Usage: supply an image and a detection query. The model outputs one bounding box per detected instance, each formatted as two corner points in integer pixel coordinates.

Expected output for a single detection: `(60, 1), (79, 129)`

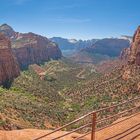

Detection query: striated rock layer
(0, 24), (62, 69)
(12, 33), (62, 69)
(129, 26), (140, 65)
(0, 33), (20, 87)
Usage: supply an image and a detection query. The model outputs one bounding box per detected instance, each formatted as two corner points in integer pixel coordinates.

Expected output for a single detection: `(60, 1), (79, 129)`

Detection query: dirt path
(0, 113), (140, 140)
(76, 68), (85, 79)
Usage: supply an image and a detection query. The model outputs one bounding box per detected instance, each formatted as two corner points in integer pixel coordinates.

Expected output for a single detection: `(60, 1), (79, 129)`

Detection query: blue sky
(0, 0), (140, 39)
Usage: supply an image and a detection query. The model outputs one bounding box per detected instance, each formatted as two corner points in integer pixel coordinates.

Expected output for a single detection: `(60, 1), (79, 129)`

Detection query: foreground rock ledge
(0, 114), (140, 140)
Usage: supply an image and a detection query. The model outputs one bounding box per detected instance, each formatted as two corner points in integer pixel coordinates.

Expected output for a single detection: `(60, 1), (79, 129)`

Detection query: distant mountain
(120, 35), (133, 42)
(82, 38), (130, 57)
(50, 37), (98, 51)
(50, 37), (77, 50)
(51, 37), (130, 63)
(71, 38), (130, 64)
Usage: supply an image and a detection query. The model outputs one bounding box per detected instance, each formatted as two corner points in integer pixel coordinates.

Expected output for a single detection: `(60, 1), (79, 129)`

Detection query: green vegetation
(0, 58), (140, 130)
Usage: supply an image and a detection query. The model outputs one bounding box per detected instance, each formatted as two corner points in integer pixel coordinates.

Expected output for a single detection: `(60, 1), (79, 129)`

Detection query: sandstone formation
(12, 33), (62, 69)
(0, 24), (16, 38)
(0, 24), (62, 69)
(0, 33), (20, 87)
(129, 26), (140, 65)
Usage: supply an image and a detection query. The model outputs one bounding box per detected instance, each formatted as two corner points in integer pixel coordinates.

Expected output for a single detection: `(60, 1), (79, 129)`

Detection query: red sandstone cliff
(128, 26), (140, 65)
(12, 33), (62, 69)
(0, 24), (62, 69)
(0, 33), (20, 87)
(0, 24), (16, 38)
(119, 26), (140, 66)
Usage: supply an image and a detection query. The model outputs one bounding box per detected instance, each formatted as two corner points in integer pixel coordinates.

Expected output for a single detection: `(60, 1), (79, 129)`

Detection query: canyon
(0, 25), (140, 139)
(52, 37), (131, 64)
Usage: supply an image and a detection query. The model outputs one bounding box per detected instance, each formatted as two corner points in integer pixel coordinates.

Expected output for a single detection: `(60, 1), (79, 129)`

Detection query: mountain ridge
(0, 24), (62, 69)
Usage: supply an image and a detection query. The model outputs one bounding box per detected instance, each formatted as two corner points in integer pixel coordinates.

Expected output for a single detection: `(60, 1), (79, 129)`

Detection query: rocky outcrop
(129, 26), (140, 65)
(29, 64), (46, 80)
(12, 33), (62, 69)
(0, 24), (62, 69)
(120, 47), (130, 60)
(0, 24), (16, 38)
(0, 33), (20, 87)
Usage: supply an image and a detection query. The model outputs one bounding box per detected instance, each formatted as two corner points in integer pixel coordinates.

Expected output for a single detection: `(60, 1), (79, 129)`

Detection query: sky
(0, 0), (140, 39)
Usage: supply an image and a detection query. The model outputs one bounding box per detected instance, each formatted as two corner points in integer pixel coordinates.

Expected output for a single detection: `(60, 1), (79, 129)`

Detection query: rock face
(0, 33), (20, 87)
(0, 24), (62, 69)
(120, 47), (130, 60)
(129, 26), (140, 65)
(69, 38), (130, 64)
(12, 33), (62, 69)
(0, 24), (16, 38)
(83, 38), (130, 57)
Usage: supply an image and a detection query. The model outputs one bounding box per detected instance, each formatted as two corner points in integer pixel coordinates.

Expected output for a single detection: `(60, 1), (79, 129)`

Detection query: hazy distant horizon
(0, 22), (135, 41)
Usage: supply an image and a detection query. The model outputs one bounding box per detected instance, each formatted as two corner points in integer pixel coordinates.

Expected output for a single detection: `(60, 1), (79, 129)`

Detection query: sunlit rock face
(0, 33), (20, 87)
(0, 24), (16, 38)
(0, 24), (62, 69)
(129, 26), (140, 65)
(12, 32), (62, 69)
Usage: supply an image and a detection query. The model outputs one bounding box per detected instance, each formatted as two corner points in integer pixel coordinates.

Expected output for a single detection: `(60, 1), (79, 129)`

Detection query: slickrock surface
(0, 129), (84, 140)
(94, 113), (140, 140)
(0, 113), (140, 140)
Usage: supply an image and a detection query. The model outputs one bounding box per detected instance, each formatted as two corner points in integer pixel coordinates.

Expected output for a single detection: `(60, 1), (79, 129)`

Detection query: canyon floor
(0, 113), (140, 140)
